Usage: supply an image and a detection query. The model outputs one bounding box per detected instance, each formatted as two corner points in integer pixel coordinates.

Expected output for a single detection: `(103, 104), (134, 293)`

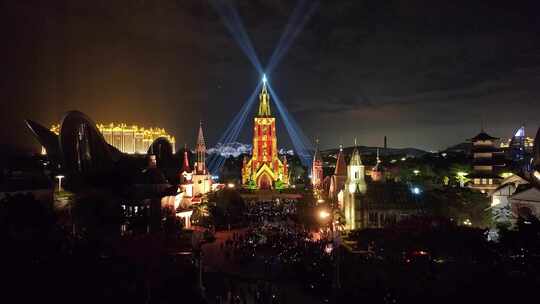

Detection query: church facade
(242, 78), (289, 189)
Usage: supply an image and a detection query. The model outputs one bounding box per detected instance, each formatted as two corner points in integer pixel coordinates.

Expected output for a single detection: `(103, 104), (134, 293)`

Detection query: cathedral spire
(197, 121), (206, 150)
(350, 145), (362, 166)
(182, 144), (191, 173)
(312, 138), (323, 190)
(258, 74), (272, 116)
(196, 121), (206, 174)
(335, 144), (347, 176)
(314, 138), (322, 162)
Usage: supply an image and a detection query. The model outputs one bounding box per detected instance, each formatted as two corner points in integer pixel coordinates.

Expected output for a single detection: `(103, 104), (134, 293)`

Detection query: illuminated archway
(258, 172), (272, 190)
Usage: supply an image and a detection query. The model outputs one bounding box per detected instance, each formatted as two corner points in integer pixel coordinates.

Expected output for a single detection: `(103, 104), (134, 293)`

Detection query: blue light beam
(266, 1), (319, 75)
(208, 82), (262, 174)
(267, 83), (313, 167)
(210, 0), (263, 73)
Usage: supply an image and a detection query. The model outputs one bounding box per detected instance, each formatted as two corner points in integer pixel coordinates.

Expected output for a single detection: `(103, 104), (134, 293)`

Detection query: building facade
(242, 79), (289, 189)
(49, 123), (175, 154)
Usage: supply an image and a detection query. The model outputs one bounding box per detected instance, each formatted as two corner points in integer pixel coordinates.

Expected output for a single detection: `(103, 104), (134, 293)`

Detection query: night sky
(2, 0), (540, 153)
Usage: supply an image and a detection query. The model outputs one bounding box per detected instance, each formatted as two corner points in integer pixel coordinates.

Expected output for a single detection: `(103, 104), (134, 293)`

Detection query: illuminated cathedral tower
(195, 122), (207, 174)
(242, 75), (289, 189)
(182, 122), (212, 198)
(312, 139), (323, 190)
(343, 141), (367, 230)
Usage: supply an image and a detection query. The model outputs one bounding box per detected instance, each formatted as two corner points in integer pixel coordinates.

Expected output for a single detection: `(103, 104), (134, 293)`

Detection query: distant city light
(533, 171), (540, 181)
(413, 169), (420, 175)
(411, 187), (421, 195)
(463, 219), (472, 226)
(227, 183), (235, 189)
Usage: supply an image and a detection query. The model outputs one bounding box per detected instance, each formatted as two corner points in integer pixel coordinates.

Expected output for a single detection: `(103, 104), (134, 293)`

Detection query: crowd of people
(207, 199), (334, 303)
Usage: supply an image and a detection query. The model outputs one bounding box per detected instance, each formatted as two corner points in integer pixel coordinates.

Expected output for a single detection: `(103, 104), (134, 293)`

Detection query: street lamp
(533, 170), (540, 181)
(55, 175), (65, 192)
(318, 206), (341, 295)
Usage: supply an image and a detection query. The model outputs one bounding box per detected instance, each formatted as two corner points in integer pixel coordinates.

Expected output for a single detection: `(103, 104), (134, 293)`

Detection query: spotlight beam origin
(209, 1), (320, 173)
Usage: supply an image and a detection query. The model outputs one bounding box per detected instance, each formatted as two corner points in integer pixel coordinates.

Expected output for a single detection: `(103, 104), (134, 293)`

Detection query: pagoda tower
(242, 75), (289, 189)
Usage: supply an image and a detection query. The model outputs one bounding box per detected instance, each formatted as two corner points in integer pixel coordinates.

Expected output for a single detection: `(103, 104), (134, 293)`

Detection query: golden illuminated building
(242, 77), (289, 189)
(49, 123), (175, 154)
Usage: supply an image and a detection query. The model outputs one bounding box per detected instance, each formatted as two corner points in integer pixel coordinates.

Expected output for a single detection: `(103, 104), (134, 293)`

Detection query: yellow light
(227, 183), (235, 189)
(500, 172), (514, 179)
(534, 171), (540, 181)
(55, 175), (65, 192)
(319, 210), (330, 220)
(413, 169), (420, 175)
(457, 171), (468, 177)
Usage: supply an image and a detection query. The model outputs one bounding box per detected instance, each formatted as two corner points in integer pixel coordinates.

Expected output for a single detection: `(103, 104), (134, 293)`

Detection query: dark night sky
(2, 0), (540, 153)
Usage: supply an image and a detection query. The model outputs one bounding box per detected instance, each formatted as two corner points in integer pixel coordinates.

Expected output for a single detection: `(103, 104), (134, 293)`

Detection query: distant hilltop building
(242, 76), (289, 190)
(48, 123), (175, 154)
